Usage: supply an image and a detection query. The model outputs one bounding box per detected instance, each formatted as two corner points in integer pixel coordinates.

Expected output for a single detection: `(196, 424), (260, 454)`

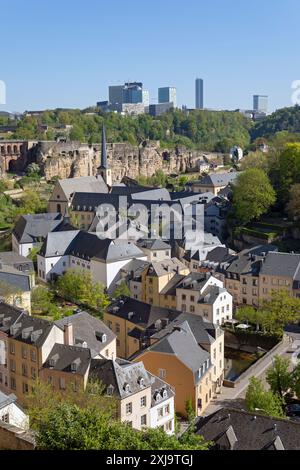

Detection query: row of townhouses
(0, 303), (175, 432)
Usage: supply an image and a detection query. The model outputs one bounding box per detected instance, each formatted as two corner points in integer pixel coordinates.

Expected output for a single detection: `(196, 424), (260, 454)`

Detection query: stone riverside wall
(28, 140), (224, 182)
(0, 421), (35, 450)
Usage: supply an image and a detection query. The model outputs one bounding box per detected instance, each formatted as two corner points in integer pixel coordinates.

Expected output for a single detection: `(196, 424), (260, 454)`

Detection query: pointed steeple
(98, 123), (112, 186)
(100, 123), (108, 169)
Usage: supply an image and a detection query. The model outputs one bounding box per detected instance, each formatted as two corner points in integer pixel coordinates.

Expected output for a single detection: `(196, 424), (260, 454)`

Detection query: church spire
(100, 123), (108, 169)
(98, 123), (112, 186)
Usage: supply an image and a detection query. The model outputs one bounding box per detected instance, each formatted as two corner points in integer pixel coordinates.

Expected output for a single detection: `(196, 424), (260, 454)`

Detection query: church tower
(98, 124), (112, 187)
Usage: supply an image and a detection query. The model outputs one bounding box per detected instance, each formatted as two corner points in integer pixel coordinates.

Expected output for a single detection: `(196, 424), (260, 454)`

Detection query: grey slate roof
(71, 192), (125, 211)
(0, 308), (57, 347)
(204, 247), (233, 264)
(40, 230), (145, 262)
(58, 176), (108, 200)
(39, 230), (79, 257)
(89, 358), (151, 399)
(0, 391), (17, 410)
(260, 252), (300, 280)
(160, 274), (186, 296)
(107, 297), (180, 329)
(193, 172), (239, 188)
(136, 239), (171, 251)
(131, 188), (171, 201)
(0, 252), (34, 273)
(195, 407), (300, 450)
(150, 374), (175, 407)
(176, 272), (211, 291)
(146, 258), (187, 277)
(0, 267), (31, 293)
(150, 312), (217, 346)
(55, 311), (116, 357)
(148, 321), (211, 384)
(13, 213), (63, 243)
(110, 184), (156, 196)
(0, 302), (24, 333)
(43, 343), (91, 376)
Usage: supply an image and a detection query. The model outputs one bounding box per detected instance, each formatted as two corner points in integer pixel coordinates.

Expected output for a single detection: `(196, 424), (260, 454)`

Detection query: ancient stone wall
(30, 140), (224, 182)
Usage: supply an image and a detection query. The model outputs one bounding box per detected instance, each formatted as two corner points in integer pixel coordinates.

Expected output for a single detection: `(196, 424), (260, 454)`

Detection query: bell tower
(98, 124), (112, 187)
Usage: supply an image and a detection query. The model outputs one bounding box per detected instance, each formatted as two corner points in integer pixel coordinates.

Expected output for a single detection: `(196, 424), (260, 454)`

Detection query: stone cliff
(30, 140), (224, 181)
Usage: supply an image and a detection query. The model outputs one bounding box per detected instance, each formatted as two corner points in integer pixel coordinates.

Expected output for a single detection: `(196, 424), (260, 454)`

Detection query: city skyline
(1, 0), (300, 113)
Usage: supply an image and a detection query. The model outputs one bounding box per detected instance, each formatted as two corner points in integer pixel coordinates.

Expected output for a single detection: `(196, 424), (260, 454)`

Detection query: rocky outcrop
(30, 140), (224, 181)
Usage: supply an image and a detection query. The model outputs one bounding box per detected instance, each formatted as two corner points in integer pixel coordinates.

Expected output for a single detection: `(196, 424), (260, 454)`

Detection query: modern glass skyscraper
(195, 78), (204, 109)
(158, 87), (177, 108)
(253, 95), (268, 114)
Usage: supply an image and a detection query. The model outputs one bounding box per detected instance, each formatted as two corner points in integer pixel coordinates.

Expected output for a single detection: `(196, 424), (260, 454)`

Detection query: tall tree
(245, 377), (285, 418)
(266, 355), (292, 398)
(232, 169), (276, 225)
(286, 184), (300, 219)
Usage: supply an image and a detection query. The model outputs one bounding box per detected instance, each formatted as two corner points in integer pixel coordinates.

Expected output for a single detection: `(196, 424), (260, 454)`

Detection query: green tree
(266, 355), (292, 398)
(286, 184), (300, 219)
(235, 305), (263, 331)
(185, 399), (196, 423)
(26, 163), (41, 177)
(240, 151), (269, 172)
(232, 169), (276, 225)
(56, 269), (110, 314)
(31, 286), (54, 315)
(245, 377), (285, 418)
(278, 143), (300, 204)
(292, 363), (300, 400)
(113, 281), (131, 299)
(32, 402), (209, 450)
(260, 290), (300, 337)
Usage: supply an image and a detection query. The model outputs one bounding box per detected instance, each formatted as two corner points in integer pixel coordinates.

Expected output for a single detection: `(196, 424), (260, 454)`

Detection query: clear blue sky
(1, 0), (300, 113)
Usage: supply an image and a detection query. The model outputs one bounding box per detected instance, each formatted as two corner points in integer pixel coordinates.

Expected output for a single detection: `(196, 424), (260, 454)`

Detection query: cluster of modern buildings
(96, 78), (268, 119)
(97, 82), (177, 117)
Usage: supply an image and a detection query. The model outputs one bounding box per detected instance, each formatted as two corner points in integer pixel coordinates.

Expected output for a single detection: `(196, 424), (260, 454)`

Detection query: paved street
(202, 334), (295, 416)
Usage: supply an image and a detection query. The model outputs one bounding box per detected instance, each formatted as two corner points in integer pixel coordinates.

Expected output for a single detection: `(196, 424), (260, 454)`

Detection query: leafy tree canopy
(232, 168), (276, 225)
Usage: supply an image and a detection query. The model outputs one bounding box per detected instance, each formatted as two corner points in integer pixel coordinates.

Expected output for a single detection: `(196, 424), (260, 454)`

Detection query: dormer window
(107, 385), (114, 396)
(71, 362), (77, 373)
(162, 389), (168, 399)
(123, 383), (130, 393)
(49, 358), (55, 368)
(96, 332), (107, 343)
(154, 391), (161, 403)
(137, 377), (144, 387)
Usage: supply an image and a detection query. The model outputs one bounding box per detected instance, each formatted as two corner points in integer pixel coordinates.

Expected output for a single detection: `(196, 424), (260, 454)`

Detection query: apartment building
(176, 273), (233, 325)
(104, 297), (180, 359)
(89, 358), (175, 433)
(105, 297), (224, 415)
(134, 320), (217, 417)
(0, 304), (64, 405)
(41, 345), (175, 433)
(141, 258), (189, 309)
(0, 305), (116, 403)
(221, 246), (296, 307)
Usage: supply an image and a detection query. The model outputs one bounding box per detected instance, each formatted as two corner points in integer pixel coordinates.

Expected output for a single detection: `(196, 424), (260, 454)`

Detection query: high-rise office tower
(158, 87), (177, 108)
(253, 95), (268, 114)
(195, 78), (204, 109)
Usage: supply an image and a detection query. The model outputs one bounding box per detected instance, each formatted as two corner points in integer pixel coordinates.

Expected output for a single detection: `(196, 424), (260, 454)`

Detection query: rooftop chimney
(64, 322), (74, 346)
